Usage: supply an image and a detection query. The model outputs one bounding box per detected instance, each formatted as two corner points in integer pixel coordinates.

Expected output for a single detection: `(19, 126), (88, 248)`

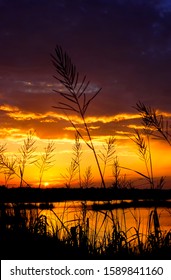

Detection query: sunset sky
(1, 0), (171, 188)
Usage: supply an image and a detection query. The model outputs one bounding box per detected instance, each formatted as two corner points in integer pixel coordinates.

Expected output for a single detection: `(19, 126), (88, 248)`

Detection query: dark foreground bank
(1, 186), (171, 203)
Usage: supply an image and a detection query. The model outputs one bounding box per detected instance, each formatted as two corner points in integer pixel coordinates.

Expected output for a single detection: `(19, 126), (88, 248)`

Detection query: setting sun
(43, 182), (49, 187)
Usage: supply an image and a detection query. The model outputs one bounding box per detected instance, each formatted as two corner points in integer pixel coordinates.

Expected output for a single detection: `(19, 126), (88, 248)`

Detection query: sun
(43, 182), (49, 187)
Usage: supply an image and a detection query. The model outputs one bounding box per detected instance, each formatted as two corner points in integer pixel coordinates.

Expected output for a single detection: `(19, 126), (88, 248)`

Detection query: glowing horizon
(0, 118), (171, 189)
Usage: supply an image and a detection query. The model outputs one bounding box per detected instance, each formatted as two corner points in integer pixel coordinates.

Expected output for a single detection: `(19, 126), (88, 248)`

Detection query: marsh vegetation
(0, 45), (171, 259)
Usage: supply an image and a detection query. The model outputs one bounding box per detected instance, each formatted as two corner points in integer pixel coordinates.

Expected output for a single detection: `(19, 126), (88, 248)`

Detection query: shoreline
(1, 186), (171, 203)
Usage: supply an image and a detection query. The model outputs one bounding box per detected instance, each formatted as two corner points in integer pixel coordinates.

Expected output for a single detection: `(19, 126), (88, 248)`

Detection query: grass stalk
(135, 101), (171, 146)
(99, 137), (115, 185)
(35, 141), (55, 188)
(131, 129), (154, 189)
(18, 130), (37, 187)
(51, 45), (106, 188)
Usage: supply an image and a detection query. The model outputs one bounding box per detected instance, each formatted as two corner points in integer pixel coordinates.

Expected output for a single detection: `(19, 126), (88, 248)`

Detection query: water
(40, 201), (171, 245)
(2, 200), (170, 246)
(1, 200), (170, 258)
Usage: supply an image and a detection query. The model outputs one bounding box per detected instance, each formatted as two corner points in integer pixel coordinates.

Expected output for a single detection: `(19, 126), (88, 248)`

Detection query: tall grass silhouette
(131, 129), (154, 189)
(0, 199), (170, 259)
(62, 132), (82, 188)
(35, 141), (55, 188)
(135, 101), (171, 145)
(120, 102), (171, 190)
(0, 46), (171, 260)
(18, 131), (37, 187)
(51, 45), (106, 188)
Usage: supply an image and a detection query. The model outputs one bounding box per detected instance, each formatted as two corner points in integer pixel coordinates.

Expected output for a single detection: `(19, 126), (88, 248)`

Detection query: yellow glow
(44, 182), (49, 187)
(85, 113), (140, 123)
(1, 103), (171, 188)
(0, 132), (170, 188)
(1, 102), (171, 127)
(1, 103), (142, 124)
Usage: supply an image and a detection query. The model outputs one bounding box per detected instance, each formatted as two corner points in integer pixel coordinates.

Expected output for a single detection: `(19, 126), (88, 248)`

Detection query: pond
(1, 200), (171, 251)
(39, 200), (171, 246)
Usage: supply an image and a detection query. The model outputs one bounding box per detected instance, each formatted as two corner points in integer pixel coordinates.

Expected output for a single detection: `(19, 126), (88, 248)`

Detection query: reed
(132, 129), (154, 189)
(0, 46), (171, 260)
(135, 101), (171, 145)
(18, 130), (37, 187)
(99, 137), (116, 186)
(0, 202), (171, 259)
(132, 101), (171, 189)
(62, 133), (82, 188)
(0, 145), (30, 187)
(35, 141), (55, 188)
(51, 45), (106, 188)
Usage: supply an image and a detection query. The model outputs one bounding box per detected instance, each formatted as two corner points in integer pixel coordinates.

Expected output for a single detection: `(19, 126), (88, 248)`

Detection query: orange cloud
(0, 104), (19, 112)
(85, 113), (140, 124)
(4, 102), (171, 127)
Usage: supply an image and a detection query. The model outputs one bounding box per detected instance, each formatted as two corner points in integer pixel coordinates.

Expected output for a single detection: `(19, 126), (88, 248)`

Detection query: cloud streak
(1, 101), (171, 144)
